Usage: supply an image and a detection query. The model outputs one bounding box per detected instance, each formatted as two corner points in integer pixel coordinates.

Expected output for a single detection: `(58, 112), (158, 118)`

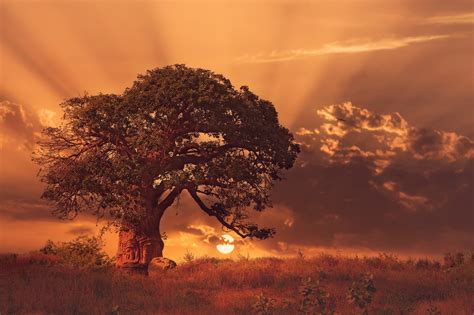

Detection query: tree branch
(157, 187), (183, 211)
(187, 188), (251, 238)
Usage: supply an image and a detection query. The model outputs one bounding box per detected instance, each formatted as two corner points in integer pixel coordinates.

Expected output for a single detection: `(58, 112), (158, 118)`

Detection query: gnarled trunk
(116, 188), (167, 273)
(116, 227), (164, 273)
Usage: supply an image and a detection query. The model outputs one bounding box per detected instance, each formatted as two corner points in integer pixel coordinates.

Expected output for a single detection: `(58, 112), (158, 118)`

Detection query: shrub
(0, 253), (18, 266)
(443, 253), (455, 268)
(454, 252), (464, 266)
(253, 293), (275, 315)
(39, 240), (56, 255)
(415, 259), (431, 269)
(443, 252), (466, 268)
(299, 277), (334, 315)
(346, 273), (376, 314)
(39, 235), (113, 270)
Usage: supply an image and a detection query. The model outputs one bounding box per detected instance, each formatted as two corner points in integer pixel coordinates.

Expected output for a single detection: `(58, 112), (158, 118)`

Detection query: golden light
(216, 234), (235, 254)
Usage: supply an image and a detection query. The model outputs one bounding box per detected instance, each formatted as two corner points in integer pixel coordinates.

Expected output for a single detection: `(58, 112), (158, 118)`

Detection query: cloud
(268, 103), (473, 255)
(236, 35), (453, 63)
(309, 102), (474, 164)
(424, 13), (474, 25)
(0, 101), (64, 230)
(68, 225), (95, 235)
(0, 200), (53, 222)
(0, 101), (55, 150)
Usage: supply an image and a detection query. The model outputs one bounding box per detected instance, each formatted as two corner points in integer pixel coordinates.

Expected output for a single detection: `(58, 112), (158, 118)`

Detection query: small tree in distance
(34, 65), (299, 272)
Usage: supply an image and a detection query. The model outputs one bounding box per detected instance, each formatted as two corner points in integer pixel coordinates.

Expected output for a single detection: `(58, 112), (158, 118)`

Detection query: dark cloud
(0, 101), (54, 224)
(68, 226), (94, 235)
(0, 200), (52, 222)
(268, 103), (473, 255)
(178, 218), (246, 246)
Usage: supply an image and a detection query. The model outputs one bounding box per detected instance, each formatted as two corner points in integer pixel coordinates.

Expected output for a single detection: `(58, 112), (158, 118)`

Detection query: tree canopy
(34, 65), (299, 239)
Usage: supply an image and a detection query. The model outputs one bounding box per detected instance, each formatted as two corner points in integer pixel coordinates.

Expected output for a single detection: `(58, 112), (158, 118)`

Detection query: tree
(34, 65), (299, 271)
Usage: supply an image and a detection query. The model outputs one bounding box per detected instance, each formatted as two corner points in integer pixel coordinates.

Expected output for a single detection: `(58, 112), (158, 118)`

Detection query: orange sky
(1, 0), (473, 261)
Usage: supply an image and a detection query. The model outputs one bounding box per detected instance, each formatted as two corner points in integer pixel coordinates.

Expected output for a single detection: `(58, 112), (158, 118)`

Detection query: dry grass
(0, 253), (473, 314)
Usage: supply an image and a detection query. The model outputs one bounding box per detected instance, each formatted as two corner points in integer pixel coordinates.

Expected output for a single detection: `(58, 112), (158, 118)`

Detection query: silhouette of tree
(34, 65), (299, 271)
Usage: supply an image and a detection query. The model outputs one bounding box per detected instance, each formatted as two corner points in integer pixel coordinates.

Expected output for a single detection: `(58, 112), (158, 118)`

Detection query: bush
(346, 273), (376, 314)
(299, 277), (334, 315)
(443, 252), (467, 268)
(253, 293), (275, 315)
(415, 258), (435, 269)
(39, 235), (113, 270)
(454, 252), (465, 266)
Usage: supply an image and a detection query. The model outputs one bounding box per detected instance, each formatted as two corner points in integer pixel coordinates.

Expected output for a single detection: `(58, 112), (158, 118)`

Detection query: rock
(148, 257), (177, 276)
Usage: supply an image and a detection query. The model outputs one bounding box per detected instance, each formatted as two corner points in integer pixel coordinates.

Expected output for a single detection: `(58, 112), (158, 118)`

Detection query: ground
(0, 253), (473, 314)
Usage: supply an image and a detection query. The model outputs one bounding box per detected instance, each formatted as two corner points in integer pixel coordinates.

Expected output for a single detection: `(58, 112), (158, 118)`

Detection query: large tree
(34, 65), (299, 271)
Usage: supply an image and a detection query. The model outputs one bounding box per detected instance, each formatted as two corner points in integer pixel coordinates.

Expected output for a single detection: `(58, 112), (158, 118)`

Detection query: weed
(236, 251), (251, 262)
(183, 249), (195, 263)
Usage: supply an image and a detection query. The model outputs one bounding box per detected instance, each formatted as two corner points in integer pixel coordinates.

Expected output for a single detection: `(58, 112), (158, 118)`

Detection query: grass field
(1, 252), (473, 314)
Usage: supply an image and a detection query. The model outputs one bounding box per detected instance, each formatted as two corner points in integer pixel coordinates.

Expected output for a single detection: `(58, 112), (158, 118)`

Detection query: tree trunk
(116, 187), (166, 273)
(115, 227), (164, 273)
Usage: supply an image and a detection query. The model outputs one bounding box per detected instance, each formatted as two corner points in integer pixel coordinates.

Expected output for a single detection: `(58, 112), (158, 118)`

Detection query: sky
(0, 0), (473, 261)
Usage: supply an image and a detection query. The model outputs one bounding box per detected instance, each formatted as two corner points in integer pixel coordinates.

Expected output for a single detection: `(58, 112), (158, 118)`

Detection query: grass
(0, 252), (473, 314)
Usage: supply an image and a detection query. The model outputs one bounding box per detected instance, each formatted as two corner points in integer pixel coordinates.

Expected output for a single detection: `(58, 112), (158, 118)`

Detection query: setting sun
(216, 234), (235, 254)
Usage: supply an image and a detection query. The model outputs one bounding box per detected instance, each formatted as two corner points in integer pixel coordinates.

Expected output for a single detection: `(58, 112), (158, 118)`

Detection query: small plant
(183, 249), (195, 263)
(299, 277), (333, 315)
(346, 273), (376, 315)
(236, 251), (250, 262)
(253, 293), (275, 315)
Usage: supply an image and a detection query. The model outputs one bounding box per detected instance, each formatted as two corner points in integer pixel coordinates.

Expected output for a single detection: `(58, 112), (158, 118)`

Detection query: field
(1, 252), (473, 315)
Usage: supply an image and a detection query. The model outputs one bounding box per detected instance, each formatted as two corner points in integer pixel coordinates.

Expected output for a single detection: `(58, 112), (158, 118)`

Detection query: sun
(216, 234), (235, 254)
